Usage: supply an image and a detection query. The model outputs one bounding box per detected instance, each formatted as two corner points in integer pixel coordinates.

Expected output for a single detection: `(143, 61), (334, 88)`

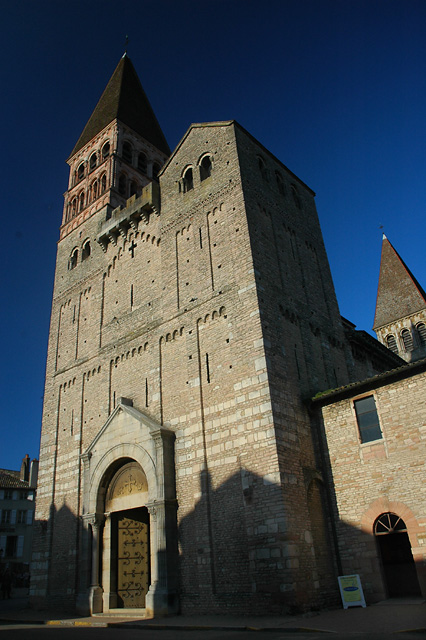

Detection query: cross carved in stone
(128, 240), (137, 258)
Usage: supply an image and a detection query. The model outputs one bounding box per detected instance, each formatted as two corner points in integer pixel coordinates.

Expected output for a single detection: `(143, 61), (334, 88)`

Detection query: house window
(416, 322), (426, 345)
(354, 395), (382, 443)
(102, 142), (110, 160)
(138, 152), (147, 173)
(401, 328), (413, 351)
(122, 142), (133, 164)
(386, 334), (398, 354)
(200, 156), (212, 181)
(4, 490), (13, 500)
(1, 510), (11, 524)
(69, 249), (78, 270)
(182, 168), (193, 192)
(17, 510), (26, 524)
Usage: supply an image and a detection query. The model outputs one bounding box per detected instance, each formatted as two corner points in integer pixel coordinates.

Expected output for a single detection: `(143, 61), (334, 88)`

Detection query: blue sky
(1, 0), (426, 470)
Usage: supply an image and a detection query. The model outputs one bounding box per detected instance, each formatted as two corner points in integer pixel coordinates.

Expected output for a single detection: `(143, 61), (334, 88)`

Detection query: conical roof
(373, 235), (426, 329)
(70, 55), (170, 158)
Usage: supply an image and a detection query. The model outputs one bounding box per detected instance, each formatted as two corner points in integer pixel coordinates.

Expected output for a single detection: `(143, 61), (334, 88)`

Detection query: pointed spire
(373, 236), (426, 329)
(70, 55), (170, 158)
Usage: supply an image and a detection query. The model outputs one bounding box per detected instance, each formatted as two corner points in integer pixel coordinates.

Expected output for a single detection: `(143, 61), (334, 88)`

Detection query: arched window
(122, 142), (133, 164)
(152, 163), (161, 182)
(182, 167), (193, 192)
(102, 142), (110, 160)
(258, 156), (268, 182)
(276, 171), (286, 196)
(69, 249), (78, 270)
(138, 152), (147, 173)
(200, 156), (212, 181)
(118, 174), (127, 196)
(291, 184), (301, 209)
(89, 153), (97, 172)
(79, 191), (85, 211)
(77, 163), (85, 182)
(401, 328), (413, 351)
(82, 241), (91, 261)
(386, 334), (398, 354)
(375, 512), (407, 535)
(416, 322), (426, 345)
(92, 180), (98, 201)
(101, 173), (107, 193)
(71, 197), (77, 216)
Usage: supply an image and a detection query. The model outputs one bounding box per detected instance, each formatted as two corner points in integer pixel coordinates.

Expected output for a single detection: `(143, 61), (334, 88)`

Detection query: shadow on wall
(29, 468), (425, 615)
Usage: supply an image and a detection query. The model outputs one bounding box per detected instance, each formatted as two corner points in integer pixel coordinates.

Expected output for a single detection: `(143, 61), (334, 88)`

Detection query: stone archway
(77, 399), (179, 617)
(374, 513), (421, 598)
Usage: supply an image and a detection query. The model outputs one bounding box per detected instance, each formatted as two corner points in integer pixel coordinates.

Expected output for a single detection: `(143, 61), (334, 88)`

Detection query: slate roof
(373, 235), (426, 330)
(0, 469), (29, 489)
(70, 54), (170, 158)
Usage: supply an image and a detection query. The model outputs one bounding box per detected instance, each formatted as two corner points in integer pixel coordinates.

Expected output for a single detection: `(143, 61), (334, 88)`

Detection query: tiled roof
(373, 235), (426, 329)
(70, 54), (170, 158)
(0, 469), (29, 489)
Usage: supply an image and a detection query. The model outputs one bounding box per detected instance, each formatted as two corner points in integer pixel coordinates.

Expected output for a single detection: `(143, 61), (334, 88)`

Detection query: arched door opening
(103, 460), (150, 609)
(375, 513), (421, 597)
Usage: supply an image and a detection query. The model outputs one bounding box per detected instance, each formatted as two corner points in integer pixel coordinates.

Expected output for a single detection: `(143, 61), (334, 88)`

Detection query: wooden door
(117, 509), (149, 607)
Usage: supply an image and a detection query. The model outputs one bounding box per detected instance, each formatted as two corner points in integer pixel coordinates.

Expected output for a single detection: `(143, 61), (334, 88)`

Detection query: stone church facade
(31, 55), (425, 615)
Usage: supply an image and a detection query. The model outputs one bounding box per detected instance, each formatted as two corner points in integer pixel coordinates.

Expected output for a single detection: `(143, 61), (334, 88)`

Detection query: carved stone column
(87, 514), (104, 614)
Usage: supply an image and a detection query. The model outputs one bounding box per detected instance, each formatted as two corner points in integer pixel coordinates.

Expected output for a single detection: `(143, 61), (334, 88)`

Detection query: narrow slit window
(206, 353), (210, 383)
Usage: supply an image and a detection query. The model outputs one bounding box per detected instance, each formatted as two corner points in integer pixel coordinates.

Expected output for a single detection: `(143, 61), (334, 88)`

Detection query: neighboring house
(0, 455), (38, 578)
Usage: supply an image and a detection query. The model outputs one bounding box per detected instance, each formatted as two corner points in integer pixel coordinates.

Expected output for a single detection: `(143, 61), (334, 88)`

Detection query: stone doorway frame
(77, 399), (179, 617)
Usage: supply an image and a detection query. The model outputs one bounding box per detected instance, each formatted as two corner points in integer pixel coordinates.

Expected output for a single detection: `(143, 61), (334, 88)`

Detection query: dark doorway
(375, 513), (421, 597)
(113, 508), (150, 608)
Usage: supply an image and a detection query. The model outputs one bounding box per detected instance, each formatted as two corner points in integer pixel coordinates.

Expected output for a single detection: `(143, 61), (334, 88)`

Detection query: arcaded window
(101, 173), (107, 193)
(77, 163), (85, 182)
(291, 184), (301, 209)
(82, 241), (91, 261)
(102, 142), (110, 160)
(354, 395), (382, 443)
(69, 249), (78, 270)
(89, 153), (97, 172)
(416, 322), (426, 345)
(79, 191), (85, 211)
(276, 171), (286, 196)
(138, 152), (147, 173)
(386, 334), (398, 354)
(118, 174), (127, 196)
(258, 156), (268, 182)
(183, 167), (193, 192)
(200, 156), (212, 181)
(152, 163), (161, 181)
(401, 328), (413, 351)
(122, 142), (133, 164)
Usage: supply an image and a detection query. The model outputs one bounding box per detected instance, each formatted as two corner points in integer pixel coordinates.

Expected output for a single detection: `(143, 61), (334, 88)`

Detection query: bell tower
(61, 54), (170, 239)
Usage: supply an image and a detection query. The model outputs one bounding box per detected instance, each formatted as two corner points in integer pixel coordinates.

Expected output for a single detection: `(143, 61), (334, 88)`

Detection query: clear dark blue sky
(1, 0), (426, 470)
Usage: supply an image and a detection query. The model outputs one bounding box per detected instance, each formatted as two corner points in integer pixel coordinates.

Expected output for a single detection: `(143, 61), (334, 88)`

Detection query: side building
(0, 455), (38, 582)
(32, 55), (401, 616)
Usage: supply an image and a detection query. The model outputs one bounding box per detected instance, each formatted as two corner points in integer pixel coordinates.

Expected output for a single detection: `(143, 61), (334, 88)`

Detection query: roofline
(159, 120), (316, 195)
(311, 356), (426, 407)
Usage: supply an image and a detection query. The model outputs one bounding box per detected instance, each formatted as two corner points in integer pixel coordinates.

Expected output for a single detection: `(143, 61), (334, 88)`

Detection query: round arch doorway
(375, 513), (421, 598)
(103, 460), (150, 609)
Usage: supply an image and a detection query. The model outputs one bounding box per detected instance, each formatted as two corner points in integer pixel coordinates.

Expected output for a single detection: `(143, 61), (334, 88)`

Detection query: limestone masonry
(32, 55), (426, 616)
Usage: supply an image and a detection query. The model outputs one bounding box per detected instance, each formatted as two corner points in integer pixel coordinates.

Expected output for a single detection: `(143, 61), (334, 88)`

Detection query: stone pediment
(82, 398), (174, 463)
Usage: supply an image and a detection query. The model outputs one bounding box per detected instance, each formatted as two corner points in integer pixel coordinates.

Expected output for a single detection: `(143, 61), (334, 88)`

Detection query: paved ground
(0, 590), (424, 635)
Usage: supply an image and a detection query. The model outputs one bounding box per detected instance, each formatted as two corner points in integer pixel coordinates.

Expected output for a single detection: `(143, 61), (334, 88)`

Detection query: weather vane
(124, 35), (129, 55)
